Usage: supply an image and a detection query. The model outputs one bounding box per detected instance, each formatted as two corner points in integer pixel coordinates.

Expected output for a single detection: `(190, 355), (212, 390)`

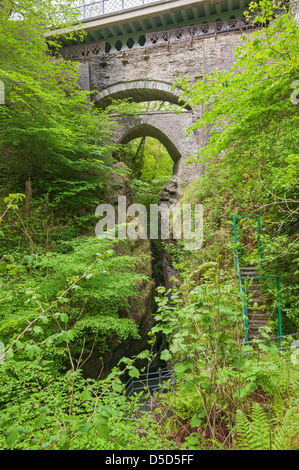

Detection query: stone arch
(93, 80), (191, 110)
(111, 111), (202, 183)
(92, 80), (202, 185)
(118, 122), (181, 164)
(112, 110), (197, 168)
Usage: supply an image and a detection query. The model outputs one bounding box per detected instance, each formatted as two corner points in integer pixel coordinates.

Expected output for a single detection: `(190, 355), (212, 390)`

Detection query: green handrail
(277, 276), (282, 345)
(243, 281), (249, 342)
(233, 231), (247, 339)
(232, 216), (282, 345)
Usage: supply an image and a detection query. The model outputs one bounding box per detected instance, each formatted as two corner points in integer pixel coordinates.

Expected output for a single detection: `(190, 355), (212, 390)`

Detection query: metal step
(248, 313), (268, 318)
(247, 311), (268, 317)
(248, 315), (267, 320)
(240, 267), (258, 270)
(239, 266), (271, 341)
(240, 267), (258, 273)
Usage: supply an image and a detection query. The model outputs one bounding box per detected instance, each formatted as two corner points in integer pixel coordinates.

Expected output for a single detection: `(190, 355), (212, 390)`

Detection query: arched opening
(113, 124), (180, 308)
(114, 123), (180, 204)
(118, 123), (181, 163)
(95, 81), (192, 198)
(121, 136), (174, 206)
(93, 80), (191, 110)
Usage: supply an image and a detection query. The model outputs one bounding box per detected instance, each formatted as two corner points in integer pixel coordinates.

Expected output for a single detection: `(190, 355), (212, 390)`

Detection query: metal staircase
(233, 216), (282, 344)
(239, 266), (268, 340)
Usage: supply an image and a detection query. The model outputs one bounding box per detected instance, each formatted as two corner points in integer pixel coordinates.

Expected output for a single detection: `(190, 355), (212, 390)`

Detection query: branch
(0, 255), (102, 362)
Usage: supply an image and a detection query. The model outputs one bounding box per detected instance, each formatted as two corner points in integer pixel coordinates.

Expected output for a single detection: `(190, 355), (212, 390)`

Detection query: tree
(174, 1), (299, 331)
(0, 0), (124, 218)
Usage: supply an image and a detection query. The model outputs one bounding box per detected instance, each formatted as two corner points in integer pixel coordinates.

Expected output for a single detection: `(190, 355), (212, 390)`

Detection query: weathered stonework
(78, 32), (252, 95)
(111, 111), (203, 185)
(77, 30), (254, 187)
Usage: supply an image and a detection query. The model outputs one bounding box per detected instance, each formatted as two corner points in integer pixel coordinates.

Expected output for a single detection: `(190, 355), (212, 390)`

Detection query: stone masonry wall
(79, 32), (249, 93)
(77, 30), (253, 187)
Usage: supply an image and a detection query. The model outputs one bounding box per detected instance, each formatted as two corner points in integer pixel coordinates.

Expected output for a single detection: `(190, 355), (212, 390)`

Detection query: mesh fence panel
(76, 0), (157, 20)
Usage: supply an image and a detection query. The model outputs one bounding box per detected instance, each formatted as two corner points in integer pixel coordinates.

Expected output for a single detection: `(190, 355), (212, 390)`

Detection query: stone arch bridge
(50, 0), (260, 186)
(46, 0), (269, 377)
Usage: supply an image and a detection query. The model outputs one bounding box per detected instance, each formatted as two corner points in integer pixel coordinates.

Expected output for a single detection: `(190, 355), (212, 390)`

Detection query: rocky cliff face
(158, 175), (181, 292)
(81, 162), (160, 379)
(82, 162), (185, 380)
(81, 238), (156, 380)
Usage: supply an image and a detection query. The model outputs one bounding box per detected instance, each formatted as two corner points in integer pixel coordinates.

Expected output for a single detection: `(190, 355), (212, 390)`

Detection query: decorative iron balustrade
(60, 16), (265, 60)
(74, 0), (158, 21)
(146, 17), (263, 48)
(60, 41), (105, 60)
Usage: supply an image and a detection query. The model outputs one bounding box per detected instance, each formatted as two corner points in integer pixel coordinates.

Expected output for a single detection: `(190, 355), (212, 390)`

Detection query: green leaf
(174, 362), (189, 374)
(160, 349), (172, 361)
(5, 429), (18, 448)
(112, 381), (123, 393)
(245, 382), (256, 392)
(80, 387), (91, 402)
(128, 367), (140, 378)
(233, 388), (247, 398)
(94, 417), (110, 439)
(25, 344), (42, 359)
(78, 421), (93, 433)
(58, 436), (71, 450)
(34, 413), (46, 429)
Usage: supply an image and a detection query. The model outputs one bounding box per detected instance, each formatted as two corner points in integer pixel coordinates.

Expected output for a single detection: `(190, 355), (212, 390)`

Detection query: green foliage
(0, 0), (134, 219)
(154, 260), (244, 368)
(119, 136), (173, 206)
(0, 0), (298, 452)
(176, 5), (299, 167)
(152, 257), (299, 449)
(0, 232), (149, 366)
(0, 0), (175, 452)
(0, 193), (160, 450)
(0, 356), (172, 450)
(173, 4), (299, 334)
(235, 403), (299, 450)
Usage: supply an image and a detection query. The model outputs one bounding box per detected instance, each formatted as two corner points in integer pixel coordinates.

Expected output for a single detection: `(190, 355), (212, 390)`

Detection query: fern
(235, 404), (299, 450)
(252, 403), (271, 449)
(271, 408), (294, 450)
(235, 409), (255, 450)
(236, 403), (270, 450)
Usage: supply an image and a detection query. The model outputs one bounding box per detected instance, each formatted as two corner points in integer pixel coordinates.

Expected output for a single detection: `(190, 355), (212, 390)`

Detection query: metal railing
(74, 0), (159, 21)
(60, 15), (266, 59)
(146, 17), (264, 48)
(125, 366), (175, 397)
(233, 215), (282, 345)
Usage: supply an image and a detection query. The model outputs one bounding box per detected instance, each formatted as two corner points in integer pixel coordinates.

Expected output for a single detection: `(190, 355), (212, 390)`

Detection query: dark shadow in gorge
(81, 121), (179, 383)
